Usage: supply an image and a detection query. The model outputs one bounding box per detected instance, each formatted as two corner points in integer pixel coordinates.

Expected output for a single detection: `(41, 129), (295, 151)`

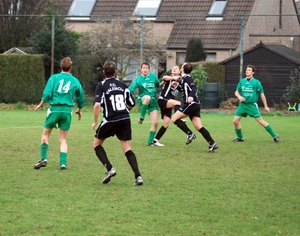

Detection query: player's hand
(187, 97), (194, 103)
(264, 106), (270, 113)
(171, 81), (178, 87)
(92, 122), (98, 130)
(75, 110), (82, 120)
(238, 96), (246, 102)
(34, 105), (42, 112)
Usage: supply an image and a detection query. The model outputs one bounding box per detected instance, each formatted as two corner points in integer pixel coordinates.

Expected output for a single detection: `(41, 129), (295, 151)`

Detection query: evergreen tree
(185, 38), (206, 62)
(27, 6), (81, 79)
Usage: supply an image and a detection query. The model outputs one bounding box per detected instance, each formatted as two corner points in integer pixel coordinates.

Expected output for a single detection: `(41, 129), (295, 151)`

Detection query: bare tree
(78, 17), (167, 80)
(0, 0), (53, 52)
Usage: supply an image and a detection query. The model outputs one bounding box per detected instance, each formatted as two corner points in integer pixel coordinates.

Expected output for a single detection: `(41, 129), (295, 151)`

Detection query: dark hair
(247, 64), (256, 73)
(140, 62), (150, 69)
(103, 61), (116, 77)
(183, 62), (193, 74)
(60, 57), (72, 72)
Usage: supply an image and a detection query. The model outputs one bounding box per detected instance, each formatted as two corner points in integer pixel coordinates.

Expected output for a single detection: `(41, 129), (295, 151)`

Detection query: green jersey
(236, 77), (264, 103)
(42, 72), (85, 108)
(129, 72), (160, 99)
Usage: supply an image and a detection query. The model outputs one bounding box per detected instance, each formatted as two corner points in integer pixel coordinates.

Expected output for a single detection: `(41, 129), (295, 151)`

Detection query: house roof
(86, 0), (255, 49)
(266, 44), (300, 65)
(58, 0), (73, 15)
(60, 0), (299, 50)
(156, 0), (255, 49)
(92, 0), (137, 19)
(219, 42), (300, 65)
(3, 47), (27, 54)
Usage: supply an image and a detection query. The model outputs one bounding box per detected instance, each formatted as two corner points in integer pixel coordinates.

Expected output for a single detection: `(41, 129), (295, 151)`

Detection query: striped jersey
(94, 77), (135, 121)
(178, 74), (199, 103)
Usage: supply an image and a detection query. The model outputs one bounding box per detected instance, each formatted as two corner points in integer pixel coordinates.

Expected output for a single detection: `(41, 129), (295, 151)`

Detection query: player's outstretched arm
(75, 108), (82, 120)
(35, 101), (45, 112)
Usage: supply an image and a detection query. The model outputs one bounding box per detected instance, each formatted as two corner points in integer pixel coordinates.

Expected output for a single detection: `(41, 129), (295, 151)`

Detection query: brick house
(58, 0), (300, 72)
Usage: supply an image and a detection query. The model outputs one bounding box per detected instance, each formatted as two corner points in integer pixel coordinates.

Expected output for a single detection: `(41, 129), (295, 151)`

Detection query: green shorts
(138, 96), (158, 113)
(44, 105), (73, 130)
(235, 102), (261, 118)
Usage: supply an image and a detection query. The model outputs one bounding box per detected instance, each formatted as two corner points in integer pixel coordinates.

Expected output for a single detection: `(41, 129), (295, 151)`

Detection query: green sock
(147, 131), (156, 145)
(235, 129), (243, 139)
(60, 152), (67, 166)
(140, 104), (148, 120)
(40, 143), (48, 160)
(265, 125), (276, 137)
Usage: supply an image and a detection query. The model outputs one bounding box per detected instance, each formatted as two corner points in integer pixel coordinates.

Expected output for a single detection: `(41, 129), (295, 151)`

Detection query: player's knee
(142, 95), (151, 104)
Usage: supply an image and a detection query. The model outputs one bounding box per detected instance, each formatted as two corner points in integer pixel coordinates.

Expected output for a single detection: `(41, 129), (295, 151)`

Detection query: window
(206, 53), (217, 62)
(68, 0), (96, 16)
(134, 0), (162, 16)
(208, 0), (227, 15)
(176, 52), (186, 65)
(206, 0), (227, 20)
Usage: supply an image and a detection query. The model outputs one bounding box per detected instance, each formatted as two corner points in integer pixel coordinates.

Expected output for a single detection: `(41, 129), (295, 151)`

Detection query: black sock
(125, 150), (141, 179)
(199, 127), (214, 145)
(174, 119), (192, 134)
(94, 145), (113, 171)
(155, 126), (167, 141)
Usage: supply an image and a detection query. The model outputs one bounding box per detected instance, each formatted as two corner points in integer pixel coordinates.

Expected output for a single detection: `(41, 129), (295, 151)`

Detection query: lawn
(0, 108), (299, 235)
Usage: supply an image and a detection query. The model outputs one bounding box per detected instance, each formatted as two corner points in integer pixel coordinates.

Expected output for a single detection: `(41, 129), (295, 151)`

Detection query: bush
(191, 64), (207, 100)
(283, 67), (300, 104)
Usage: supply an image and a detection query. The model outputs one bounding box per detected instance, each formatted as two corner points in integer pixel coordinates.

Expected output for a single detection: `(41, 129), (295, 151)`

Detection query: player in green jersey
(129, 62), (161, 146)
(232, 65), (279, 143)
(33, 57), (86, 170)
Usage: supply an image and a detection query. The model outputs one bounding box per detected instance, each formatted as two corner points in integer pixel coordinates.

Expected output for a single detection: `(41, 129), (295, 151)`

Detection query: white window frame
(68, 0), (96, 19)
(206, 0), (228, 20)
(133, 0), (162, 16)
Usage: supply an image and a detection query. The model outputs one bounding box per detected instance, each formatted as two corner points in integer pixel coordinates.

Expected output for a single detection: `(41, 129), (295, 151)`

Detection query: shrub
(283, 67), (300, 104)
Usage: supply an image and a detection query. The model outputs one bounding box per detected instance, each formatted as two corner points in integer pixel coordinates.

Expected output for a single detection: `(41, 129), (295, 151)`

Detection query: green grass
(0, 109), (299, 235)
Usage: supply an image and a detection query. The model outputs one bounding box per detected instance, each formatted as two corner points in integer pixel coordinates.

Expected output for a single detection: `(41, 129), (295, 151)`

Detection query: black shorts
(158, 98), (172, 119)
(95, 118), (132, 141)
(179, 102), (201, 119)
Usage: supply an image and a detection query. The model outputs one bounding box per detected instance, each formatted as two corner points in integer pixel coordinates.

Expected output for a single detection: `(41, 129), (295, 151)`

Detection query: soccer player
(171, 62), (218, 153)
(129, 62), (161, 146)
(232, 64), (279, 143)
(154, 65), (182, 146)
(34, 57), (85, 170)
(92, 61), (143, 186)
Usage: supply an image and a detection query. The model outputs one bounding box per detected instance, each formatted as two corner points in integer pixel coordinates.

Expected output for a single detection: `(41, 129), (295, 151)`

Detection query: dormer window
(68, 0), (96, 20)
(206, 0), (228, 20)
(133, 0), (162, 17)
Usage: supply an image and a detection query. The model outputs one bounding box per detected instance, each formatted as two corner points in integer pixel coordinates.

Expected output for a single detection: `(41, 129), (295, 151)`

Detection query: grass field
(0, 108), (299, 235)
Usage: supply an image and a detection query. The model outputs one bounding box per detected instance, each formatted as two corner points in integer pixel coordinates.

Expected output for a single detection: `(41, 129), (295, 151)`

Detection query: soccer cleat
(186, 133), (196, 145)
(60, 164), (67, 170)
(273, 135), (280, 143)
(102, 167), (116, 184)
(138, 118), (144, 124)
(153, 138), (165, 147)
(208, 143), (218, 153)
(232, 137), (244, 142)
(34, 159), (47, 169)
(134, 176), (143, 186)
